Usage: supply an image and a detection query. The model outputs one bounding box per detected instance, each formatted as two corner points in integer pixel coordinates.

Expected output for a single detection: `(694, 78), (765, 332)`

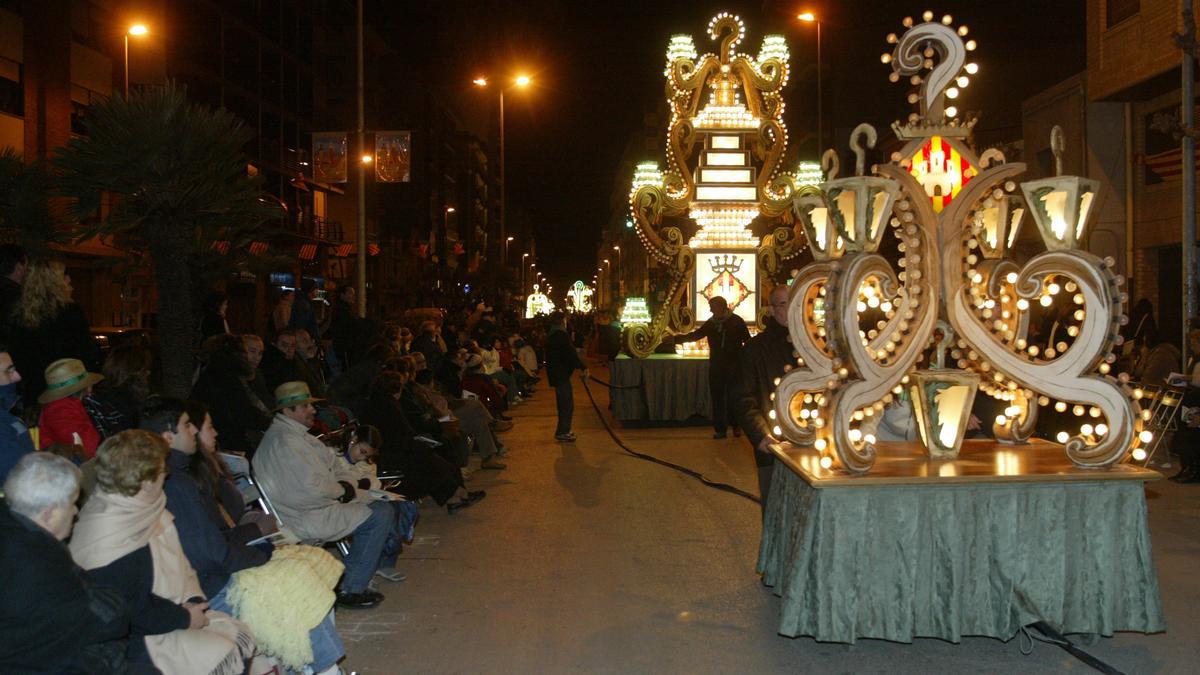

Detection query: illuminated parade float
(624, 11), (1164, 645)
(760, 11), (1164, 644)
(611, 13), (810, 422)
(524, 284), (554, 319)
(566, 280), (594, 313)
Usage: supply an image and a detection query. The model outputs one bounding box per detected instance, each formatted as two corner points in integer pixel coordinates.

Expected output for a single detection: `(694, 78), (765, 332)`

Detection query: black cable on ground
(585, 374), (1126, 673)
(582, 374), (761, 505)
(1022, 622), (1125, 675)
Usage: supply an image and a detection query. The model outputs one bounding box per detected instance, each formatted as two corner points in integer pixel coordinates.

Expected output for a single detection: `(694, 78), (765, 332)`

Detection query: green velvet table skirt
(610, 355), (711, 422)
(757, 463), (1166, 644)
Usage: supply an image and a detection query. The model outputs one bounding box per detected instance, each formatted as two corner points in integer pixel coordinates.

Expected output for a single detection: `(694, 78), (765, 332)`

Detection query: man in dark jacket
(734, 285), (796, 512)
(545, 312), (587, 441)
(673, 296), (752, 438)
(0, 244), (26, 337)
(142, 398), (269, 598)
(259, 329), (304, 394)
(0, 347), (33, 482)
(327, 285), (360, 371)
(1, 453), (129, 673)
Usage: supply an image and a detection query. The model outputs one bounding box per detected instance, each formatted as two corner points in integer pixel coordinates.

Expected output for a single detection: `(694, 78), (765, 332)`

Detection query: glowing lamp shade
(909, 370), (980, 459)
(973, 193), (1026, 259)
(793, 189), (843, 260)
(1020, 176), (1099, 251)
(822, 176), (900, 253)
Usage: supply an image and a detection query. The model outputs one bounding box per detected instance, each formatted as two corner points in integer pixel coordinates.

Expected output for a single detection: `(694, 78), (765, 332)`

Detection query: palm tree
(0, 147), (63, 250)
(54, 84), (275, 397)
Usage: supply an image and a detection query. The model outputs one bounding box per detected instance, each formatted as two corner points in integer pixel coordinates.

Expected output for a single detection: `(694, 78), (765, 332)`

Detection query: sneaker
(336, 590), (383, 609)
(374, 568), (407, 582)
(480, 457), (507, 470)
(555, 432), (577, 442)
(447, 490), (487, 514)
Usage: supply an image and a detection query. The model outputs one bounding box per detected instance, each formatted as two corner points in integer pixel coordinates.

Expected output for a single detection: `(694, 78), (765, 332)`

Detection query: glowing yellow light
(515, 75), (532, 87)
(1139, 430), (1153, 443)
(1132, 448), (1147, 461)
(797, 12), (816, 22)
(472, 76), (488, 87)
(128, 23), (149, 36)
(1056, 431), (1069, 443)
(360, 154), (373, 163)
(814, 438), (827, 450)
(819, 456), (833, 469)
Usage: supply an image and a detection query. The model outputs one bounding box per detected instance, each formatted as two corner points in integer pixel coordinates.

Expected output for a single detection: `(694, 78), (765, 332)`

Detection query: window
(1107, 0), (1139, 28)
(0, 57), (20, 117)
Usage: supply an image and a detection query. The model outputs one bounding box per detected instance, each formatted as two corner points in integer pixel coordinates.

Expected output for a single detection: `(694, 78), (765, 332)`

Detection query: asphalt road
(342, 364), (1197, 674)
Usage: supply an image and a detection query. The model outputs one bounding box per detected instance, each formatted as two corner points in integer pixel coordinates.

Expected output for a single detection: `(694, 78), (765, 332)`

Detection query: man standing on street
(672, 296), (751, 439)
(0, 244), (27, 336)
(546, 312), (587, 442)
(734, 284), (795, 513)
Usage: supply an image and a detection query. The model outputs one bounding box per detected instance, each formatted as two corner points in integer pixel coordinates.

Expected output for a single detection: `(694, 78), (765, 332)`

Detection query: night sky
(375, 1), (1086, 297)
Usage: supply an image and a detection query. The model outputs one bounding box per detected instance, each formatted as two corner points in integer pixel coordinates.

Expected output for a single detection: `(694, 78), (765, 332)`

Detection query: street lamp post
(798, 12), (822, 154)
(521, 253), (529, 292)
(473, 75), (531, 265)
(124, 23), (148, 98)
(613, 245), (622, 298)
(505, 236), (514, 262)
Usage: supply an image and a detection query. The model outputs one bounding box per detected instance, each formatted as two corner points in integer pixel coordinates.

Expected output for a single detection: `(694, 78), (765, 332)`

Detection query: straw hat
(40, 358), (104, 404)
(273, 381), (323, 411)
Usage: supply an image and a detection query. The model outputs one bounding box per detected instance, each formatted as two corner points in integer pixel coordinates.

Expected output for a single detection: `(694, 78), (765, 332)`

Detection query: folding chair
(247, 466), (352, 558)
(1136, 384), (1184, 467)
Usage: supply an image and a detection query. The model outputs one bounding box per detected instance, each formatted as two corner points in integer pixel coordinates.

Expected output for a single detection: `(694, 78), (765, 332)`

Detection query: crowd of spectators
(0, 243), (567, 674)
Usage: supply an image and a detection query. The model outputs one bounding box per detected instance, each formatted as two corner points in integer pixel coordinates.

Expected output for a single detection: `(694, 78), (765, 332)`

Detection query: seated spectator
(252, 381), (396, 609)
(184, 400), (276, 538)
(240, 334), (274, 412)
(361, 371), (485, 514)
(259, 329), (303, 394)
(332, 424), (419, 583)
(435, 346), (469, 398)
(192, 334), (270, 455)
(0, 345), (33, 482)
(200, 291), (231, 342)
(411, 321), (446, 372)
(411, 352), (508, 466)
(70, 430), (256, 673)
(296, 328), (329, 396)
(327, 342), (396, 418)
(1133, 328), (1181, 387)
(392, 356), (471, 468)
(92, 344), (154, 431)
(1, 453), (130, 673)
(462, 354), (510, 420)
(480, 336), (520, 406)
(144, 397), (346, 673)
(38, 357), (103, 458)
(514, 336), (540, 381)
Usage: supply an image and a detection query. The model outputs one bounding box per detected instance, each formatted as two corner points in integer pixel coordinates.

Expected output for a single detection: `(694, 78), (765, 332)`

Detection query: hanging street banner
(312, 132), (348, 184)
(375, 131), (412, 183)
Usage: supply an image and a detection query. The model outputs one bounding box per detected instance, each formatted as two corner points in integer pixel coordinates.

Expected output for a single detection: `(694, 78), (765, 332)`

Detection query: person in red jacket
(37, 357), (103, 457)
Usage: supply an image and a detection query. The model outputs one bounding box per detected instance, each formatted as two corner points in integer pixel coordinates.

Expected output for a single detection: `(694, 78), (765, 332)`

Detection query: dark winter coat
(545, 327), (584, 387)
(163, 449), (269, 598)
(734, 317), (796, 466)
(0, 501), (129, 674)
(7, 303), (101, 408)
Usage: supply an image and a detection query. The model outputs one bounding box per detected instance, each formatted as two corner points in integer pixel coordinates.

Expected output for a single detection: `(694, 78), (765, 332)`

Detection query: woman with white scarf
(71, 429), (255, 675)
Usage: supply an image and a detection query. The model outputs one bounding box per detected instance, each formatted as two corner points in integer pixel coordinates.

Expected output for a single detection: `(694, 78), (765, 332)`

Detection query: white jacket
(516, 345), (538, 374)
(252, 414), (371, 543)
(480, 347), (502, 375)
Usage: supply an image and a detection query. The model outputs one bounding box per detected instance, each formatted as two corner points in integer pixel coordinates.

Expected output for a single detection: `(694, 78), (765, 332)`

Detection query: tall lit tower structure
(625, 13), (806, 357)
